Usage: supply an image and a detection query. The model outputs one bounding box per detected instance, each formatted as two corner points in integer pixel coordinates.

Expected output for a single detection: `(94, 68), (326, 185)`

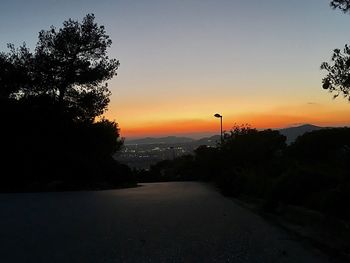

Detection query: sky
(1, 0), (350, 139)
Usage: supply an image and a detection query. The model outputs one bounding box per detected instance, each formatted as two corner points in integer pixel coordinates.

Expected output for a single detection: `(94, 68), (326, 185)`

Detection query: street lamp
(214, 113), (223, 144)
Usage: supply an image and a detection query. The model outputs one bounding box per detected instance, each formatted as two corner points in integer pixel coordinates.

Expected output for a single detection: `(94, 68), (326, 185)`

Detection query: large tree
(0, 15), (130, 191)
(0, 14), (119, 122)
(321, 1), (350, 100)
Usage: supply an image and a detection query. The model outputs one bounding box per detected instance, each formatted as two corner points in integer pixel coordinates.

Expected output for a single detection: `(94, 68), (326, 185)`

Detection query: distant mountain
(125, 124), (326, 146)
(125, 136), (195, 145)
(278, 124), (323, 144)
(197, 125), (324, 145)
(195, 126), (324, 145)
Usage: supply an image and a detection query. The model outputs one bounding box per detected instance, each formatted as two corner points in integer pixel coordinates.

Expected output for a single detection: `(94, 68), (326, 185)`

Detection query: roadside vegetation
(0, 14), (135, 192)
(139, 125), (350, 222)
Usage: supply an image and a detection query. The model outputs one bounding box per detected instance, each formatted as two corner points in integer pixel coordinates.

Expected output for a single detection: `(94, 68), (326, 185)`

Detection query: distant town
(114, 135), (220, 169)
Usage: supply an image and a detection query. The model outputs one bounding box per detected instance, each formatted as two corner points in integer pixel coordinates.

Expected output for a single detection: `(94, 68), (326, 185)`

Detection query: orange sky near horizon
(105, 95), (350, 138)
(2, 1), (350, 139)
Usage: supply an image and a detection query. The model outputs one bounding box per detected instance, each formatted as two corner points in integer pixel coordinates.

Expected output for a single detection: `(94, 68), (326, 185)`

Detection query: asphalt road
(0, 182), (333, 263)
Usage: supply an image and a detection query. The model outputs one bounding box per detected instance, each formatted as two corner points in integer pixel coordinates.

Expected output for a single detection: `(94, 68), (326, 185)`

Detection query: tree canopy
(321, 1), (350, 100)
(0, 14), (132, 192)
(0, 14), (119, 122)
(321, 46), (350, 100)
(330, 0), (350, 13)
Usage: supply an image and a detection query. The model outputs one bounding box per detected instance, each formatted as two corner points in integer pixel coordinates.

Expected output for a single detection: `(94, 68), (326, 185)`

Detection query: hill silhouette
(279, 124), (323, 144)
(125, 124), (327, 146)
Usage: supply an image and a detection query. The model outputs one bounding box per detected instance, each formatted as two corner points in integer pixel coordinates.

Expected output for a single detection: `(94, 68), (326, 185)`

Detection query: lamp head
(214, 113), (222, 118)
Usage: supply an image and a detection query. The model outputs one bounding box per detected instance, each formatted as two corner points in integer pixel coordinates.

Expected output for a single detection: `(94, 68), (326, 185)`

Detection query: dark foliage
(0, 14), (119, 122)
(271, 128), (350, 219)
(142, 155), (196, 182)
(330, 0), (350, 13)
(321, 1), (350, 100)
(321, 46), (350, 100)
(0, 97), (134, 192)
(0, 15), (134, 192)
(0, 44), (33, 98)
(139, 126), (350, 221)
(218, 126), (286, 197)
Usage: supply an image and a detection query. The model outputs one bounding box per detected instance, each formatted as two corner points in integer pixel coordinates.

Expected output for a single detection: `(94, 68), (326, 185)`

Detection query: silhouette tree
(0, 44), (33, 98)
(34, 13), (119, 122)
(0, 14), (132, 192)
(330, 0), (350, 12)
(1, 14), (119, 122)
(321, 46), (350, 100)
(91, 118), (124, 156)
(321, 1), (350, 100)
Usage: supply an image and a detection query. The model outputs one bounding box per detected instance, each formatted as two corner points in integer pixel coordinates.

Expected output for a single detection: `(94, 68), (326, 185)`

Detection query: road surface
(0, 182), (333, 262)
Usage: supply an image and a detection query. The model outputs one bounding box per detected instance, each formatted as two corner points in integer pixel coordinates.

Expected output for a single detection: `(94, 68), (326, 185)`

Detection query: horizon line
(123, 123), (350, 141)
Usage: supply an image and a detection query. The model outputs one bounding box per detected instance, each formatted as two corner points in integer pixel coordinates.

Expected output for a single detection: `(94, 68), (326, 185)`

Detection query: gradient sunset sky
(1, 0), (350, 138)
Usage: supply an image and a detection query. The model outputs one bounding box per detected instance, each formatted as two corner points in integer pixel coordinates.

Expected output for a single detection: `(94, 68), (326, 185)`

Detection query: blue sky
(1, 0), (350, 138)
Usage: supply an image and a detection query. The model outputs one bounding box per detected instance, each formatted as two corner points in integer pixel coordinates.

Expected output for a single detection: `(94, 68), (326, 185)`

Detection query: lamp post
(214, 113), (223, 144)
